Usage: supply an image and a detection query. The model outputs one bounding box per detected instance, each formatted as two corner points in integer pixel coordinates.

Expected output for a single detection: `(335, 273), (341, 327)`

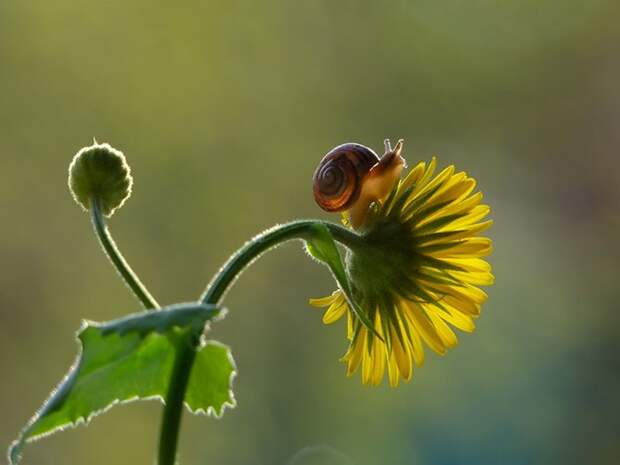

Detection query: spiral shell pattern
(313, 143), (380, 212)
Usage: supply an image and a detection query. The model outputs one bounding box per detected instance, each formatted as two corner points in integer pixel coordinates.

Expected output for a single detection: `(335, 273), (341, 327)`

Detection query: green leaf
(305, 223), (381, 340)
(186, 341), (236, 415)
(9, 302), (236, 465)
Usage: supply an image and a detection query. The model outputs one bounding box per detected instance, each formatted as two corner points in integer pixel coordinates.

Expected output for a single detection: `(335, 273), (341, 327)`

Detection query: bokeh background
(1, 1), (619, 464)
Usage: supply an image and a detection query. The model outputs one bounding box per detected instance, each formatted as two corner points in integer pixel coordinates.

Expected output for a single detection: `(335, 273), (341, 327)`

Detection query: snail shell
(312, 143), (380, 212)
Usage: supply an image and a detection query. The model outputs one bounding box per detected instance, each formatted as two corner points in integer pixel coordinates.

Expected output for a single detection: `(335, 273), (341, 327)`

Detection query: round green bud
(68, 142), (133, 217)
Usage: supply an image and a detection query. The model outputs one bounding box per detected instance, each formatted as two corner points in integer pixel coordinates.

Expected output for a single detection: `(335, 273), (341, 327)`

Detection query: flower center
(345, 216), (419, 311)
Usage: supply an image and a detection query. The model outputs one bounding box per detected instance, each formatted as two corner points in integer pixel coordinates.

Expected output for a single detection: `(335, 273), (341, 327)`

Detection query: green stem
(90, 197), (159, 310)
(158, 331), (198, 465)
(156, 219), (361, 465)
(201, 220), (362, 304)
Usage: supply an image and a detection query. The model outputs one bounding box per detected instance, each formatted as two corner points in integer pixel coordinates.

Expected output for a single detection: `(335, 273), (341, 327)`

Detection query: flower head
(68, 142), (133, 217)
(311, 141), (493, 387)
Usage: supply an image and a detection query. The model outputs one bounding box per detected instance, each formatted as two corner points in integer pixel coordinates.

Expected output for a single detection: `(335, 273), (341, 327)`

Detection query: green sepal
(8, 302), (236, 465)
(305, 223), (382, 341)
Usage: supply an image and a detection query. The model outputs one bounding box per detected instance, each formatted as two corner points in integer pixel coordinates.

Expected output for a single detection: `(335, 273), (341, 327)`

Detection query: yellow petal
(400, 161), (426, 191)
(347, 310), (354, 340)
(396, 303), (425, 366)
(411, 165), (455, 205)
(416, 192), (483, 230)
(407, 320), (425, 365)
(427, 300), (475, 332)
(449, 270), (495, 286)
(446, 205), (490, 230)
(417, 221), (493, 246)
(402, 171), (467, 221)
(406, 157), (437, 201)
(322, 301), (347, 324)
(344, 329), (366, 376)
(446, 258), (492, 273)
(427, 237), (493, 258)
(388, 354), (400, 387)
(421, 281), (488, 307)
(309, 291), (342, 308)
(366, 312), (385, 385)
(391, 327), (412, 381)
(429, 173), (476, 208)
(402, 301), (447, 355)
(424, 306), (458, 348)
(362, 343), (373, 385)
(371, 338), (386, 386)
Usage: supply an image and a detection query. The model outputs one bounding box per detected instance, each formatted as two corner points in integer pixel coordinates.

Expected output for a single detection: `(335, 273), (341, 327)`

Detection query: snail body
(313, 139), (406, 229)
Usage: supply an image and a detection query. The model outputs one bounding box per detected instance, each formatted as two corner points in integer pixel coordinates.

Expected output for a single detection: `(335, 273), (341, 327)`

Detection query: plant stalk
(157, 331), (198, 465)
(156, 220), (362, 465)
(202, 220), (363, 304)
(90, 197), (159, 310)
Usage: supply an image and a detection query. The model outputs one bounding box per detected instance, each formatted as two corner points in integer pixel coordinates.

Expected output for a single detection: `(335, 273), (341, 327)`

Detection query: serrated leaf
(186, 341), (236, 416)
(9, 302), (236, 465)
(305, 223), (381, 340)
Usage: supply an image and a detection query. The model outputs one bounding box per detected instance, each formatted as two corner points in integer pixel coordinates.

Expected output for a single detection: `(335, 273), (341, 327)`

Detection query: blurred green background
(1, 1), (619, 464)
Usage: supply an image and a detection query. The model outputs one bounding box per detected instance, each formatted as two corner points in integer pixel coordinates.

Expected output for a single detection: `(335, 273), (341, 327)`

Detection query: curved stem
(201, 220), (363, 304)
(90, 197), (159, 310)
(156, 219), (362, 465)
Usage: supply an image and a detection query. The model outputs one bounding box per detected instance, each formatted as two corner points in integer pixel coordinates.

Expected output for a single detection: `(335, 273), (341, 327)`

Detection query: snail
(313, 139), (406, 229)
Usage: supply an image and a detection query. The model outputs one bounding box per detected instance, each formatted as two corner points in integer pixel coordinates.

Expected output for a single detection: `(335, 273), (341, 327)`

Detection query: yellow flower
(310, 150), (493, 387)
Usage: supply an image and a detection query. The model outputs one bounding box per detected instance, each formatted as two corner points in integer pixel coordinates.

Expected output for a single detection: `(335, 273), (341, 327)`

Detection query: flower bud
(68, 142), (133, 217)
